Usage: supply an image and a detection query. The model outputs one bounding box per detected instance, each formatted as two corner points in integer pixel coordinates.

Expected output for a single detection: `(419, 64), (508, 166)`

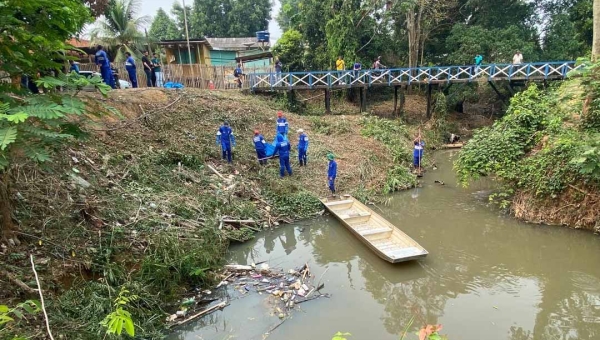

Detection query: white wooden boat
(320, 195), (428, 263)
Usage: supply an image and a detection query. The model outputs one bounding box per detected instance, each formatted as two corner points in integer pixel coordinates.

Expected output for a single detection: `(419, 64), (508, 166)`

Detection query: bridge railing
(248, 61), (580, 90)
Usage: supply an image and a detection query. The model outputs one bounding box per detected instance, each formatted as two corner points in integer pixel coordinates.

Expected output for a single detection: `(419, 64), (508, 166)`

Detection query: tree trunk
(594, 0), (600, 61)
(0, 171), (15, 240)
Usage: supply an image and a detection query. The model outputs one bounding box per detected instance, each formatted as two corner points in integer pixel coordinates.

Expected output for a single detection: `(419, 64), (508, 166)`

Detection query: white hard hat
(297, 129), (304, 133)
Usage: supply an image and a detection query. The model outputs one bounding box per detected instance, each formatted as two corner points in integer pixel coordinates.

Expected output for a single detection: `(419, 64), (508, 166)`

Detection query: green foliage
(139, 231), (225, 295)
(332, 332), (351, 340)
(360, 115), (416, 191)
(183, 0), (271, 38)
(309, 117), (352, 135)
(455, 85), (550, 186)
(572, 58), (600, 130)
(265, 190), (322, 219)
(0, 75), (110, 171)
(100, 287), (138, 337)
(90, 0), (149, 62)
(148, 8), (181, 41)
(0, 0), (92, 77)
(272, 30), (305, 72)
(0, 300), (41, 331)
(456, 80), (600, 204)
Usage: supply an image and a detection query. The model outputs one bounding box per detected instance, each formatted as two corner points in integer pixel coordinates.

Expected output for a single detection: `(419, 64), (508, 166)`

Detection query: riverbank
(1, 88), (434, 338)
(456, 78), (600, 230)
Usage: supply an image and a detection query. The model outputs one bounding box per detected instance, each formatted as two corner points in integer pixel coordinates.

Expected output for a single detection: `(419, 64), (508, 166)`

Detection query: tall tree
(0, 0), (108, 238)
(149, 8), (181, 41)
(593, 0), (600, 60)
(90, 0), (149, 61)
(190, 0), (271, 38)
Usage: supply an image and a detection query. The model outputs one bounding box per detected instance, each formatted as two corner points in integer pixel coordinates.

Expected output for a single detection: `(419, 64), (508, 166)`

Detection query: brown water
(169, 151), (600, 340)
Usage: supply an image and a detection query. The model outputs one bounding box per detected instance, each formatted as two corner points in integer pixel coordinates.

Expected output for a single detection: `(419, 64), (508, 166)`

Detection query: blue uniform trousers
(279, 155), (292, 177)
(329, 177), (336, 193)
(298, 149), (307, 166)
(222, 144), (232, 163)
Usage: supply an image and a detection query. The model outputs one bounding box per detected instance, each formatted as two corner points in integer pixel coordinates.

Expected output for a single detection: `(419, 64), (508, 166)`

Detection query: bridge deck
(247, 62), (580, 91)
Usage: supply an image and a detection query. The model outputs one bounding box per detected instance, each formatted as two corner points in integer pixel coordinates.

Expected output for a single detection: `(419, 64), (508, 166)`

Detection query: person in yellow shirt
(335, 56), (346, 85)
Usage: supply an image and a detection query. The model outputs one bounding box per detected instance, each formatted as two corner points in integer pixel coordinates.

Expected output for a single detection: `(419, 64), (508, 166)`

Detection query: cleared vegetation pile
(1, 88), (418, 339)
(456, 73), (600, 230)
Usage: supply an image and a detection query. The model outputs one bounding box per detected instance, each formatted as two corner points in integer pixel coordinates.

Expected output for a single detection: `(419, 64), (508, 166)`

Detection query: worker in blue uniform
(124, 52), (138, 88)
(95, 45), (115, 89)
(253, 129), (267, 165)
(216, 121), (236, 163)
(413, 136), (425, 172)
(274, 134), (292, 178)
(297, 128), (309, 166)
(327, 153), (337, 195)
(276, 111), (288, 138)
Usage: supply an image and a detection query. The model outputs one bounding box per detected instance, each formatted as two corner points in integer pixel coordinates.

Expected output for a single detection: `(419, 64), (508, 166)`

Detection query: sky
(137, 0), (282, 44)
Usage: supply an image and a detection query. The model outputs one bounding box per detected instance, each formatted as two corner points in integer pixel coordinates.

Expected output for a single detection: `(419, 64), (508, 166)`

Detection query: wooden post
(426, 84), (433, 119)
(325, 89), (331, 114)
(359, 87), (367, 113)
(393, 86), (398, 116)
(399, 85), (406, 118)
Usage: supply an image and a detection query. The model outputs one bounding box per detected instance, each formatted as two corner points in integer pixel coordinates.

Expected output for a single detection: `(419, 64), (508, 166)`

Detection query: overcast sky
(137, 0), (282, 44)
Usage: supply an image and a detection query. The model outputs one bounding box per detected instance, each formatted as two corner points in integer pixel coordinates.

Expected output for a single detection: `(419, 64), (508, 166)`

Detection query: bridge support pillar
(325, 89), (331, 114)
(359, 87), (367, 113)
(393, 86), (398, 116)
(399, 86), (406, 118)
(426, 84), (433, 119)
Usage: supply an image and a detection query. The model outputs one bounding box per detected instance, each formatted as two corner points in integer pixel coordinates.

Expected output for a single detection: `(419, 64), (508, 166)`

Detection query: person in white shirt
(512, 51), (524, 64)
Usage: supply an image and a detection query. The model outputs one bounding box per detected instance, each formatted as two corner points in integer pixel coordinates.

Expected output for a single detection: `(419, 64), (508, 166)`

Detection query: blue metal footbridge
(247, 61), (581, 115)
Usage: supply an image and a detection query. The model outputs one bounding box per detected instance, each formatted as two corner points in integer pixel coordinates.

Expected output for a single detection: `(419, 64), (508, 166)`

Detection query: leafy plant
(100, 287), (138, 337)
(331, 332), (351, 340)
(0, 300), (41, 339)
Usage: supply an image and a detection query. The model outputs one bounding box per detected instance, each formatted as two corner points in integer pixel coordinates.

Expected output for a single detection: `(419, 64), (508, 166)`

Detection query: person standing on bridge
(297, 128), (309, 166)
(327, 153), (337, 196)
(274, 57), (283, 84)
(253, 129), (267, 165)
(336, 56), (346, 85)
(474, 54), (483, 75)
(513, 50), (524, 65)
(276, 111), (289, 138)
(353, 61), (362, 80)
(274, 134), (292, 178)
(216, 121), (236, 163)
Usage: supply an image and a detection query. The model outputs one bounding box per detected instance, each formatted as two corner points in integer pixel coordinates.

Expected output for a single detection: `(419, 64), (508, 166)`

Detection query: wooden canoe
(441, 143), (464, 149)
(320, 195), (428, 263)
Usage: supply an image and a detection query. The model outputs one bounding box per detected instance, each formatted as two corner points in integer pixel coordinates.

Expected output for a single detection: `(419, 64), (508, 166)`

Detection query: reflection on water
(170, 151), (600, 340)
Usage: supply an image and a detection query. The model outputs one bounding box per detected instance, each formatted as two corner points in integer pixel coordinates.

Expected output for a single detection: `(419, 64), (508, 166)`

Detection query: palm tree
(90, 0), (149, 62)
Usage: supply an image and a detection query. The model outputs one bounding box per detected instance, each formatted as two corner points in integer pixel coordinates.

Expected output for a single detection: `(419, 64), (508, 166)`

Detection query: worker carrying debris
(274, 134), (292, 178)
(327, 153), (337, 195)
(276, 111), (289, 138)
(297, 129), (309, 166)
(253, 129), (268, 165)
(216, 121), (236, 163)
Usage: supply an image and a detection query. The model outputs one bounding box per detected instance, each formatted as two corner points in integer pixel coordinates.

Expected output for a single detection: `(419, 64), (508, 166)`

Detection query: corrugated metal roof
(205, 37), (270, 51)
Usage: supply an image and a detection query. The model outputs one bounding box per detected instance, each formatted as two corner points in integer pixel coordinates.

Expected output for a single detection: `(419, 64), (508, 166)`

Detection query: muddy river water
(170, 151), (600, 340)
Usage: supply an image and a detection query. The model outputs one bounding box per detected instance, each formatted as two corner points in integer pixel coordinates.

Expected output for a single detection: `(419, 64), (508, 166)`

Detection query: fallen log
(1, 270), (37, 294)
(222, 219), (256, 224)
(207, 164), (226, 181)
(175, 301), (228, 326)
(224, 264), (253, 271)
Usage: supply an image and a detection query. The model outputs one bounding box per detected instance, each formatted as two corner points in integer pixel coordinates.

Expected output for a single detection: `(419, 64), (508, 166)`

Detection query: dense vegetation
(456, 61), (600, 228)
(273, 0), (593, 71)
